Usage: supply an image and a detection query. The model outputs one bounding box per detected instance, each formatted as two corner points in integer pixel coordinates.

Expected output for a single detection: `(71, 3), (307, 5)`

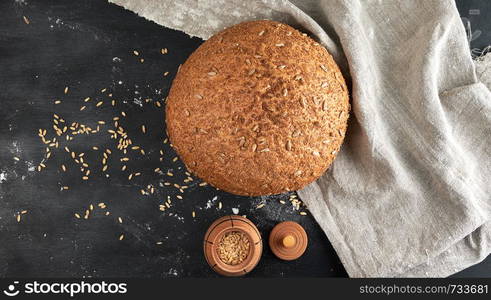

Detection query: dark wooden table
(0, 0), (488, 277)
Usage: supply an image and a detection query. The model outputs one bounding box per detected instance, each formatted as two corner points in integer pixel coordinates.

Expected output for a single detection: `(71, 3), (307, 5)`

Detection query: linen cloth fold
(109, 0), (491, 277)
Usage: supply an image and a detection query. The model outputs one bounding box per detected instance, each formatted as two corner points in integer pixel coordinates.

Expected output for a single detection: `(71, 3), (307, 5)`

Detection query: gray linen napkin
(109, 0), (491, 277)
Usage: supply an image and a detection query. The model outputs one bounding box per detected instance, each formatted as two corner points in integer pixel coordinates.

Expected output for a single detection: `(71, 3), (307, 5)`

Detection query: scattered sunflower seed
(286, 140), (293, 151)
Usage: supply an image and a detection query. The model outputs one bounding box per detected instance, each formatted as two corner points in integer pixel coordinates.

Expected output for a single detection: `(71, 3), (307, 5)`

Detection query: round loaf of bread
(166, 20), (350, 196)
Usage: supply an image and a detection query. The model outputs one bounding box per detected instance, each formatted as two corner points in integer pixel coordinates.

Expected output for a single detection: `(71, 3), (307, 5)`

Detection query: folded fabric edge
(107, 0), (206, 39)
(107, 0), (349, 74)
(401, 222), (491, 277)
(299, 182), (491, 278)
(298, 182), (367, 277)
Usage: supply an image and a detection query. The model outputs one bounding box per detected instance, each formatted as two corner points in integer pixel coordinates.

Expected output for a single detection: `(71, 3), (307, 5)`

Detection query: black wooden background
(0, 0), (489, 278)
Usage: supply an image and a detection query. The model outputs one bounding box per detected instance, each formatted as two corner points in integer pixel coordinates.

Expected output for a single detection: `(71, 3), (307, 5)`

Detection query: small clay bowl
(203, 215), (262, 276)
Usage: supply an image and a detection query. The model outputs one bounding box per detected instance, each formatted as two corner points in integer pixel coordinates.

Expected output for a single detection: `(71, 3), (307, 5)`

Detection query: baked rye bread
(166, 20), (350, 196)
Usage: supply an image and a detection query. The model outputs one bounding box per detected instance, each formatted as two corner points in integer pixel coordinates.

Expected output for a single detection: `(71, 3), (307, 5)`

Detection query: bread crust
(166, 20), (350, 196)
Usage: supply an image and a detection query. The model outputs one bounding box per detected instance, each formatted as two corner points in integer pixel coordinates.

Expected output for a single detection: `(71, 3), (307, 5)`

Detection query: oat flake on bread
(166, 20), (350, 196)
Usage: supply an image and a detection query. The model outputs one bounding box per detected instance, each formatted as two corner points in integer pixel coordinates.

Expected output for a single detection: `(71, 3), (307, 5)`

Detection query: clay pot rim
(203, 215), (262, 276)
